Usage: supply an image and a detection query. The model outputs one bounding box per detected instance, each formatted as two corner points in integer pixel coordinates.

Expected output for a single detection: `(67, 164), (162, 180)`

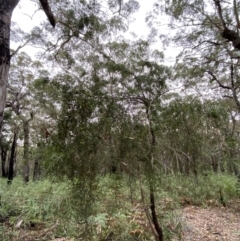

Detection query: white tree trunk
(0, 0), (20, 139)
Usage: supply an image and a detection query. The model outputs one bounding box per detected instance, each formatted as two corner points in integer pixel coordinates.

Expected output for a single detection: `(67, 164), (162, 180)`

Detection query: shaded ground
(181, 205), (240, 241)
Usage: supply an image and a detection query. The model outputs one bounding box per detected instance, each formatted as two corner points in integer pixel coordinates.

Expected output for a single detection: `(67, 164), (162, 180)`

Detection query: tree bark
(145, 101), (164, 241)
(33, 157), (41, 181)
(0, 0), (55, 140)
(1, 147), (7, 177)
(7, 131), (17, 184)
(23, 119), (30, 183)
(0, 0), (20, 139)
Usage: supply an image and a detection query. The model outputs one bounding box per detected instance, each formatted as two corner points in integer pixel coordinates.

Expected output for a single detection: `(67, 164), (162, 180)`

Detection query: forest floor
(3, 204), (240, 241)
(1, 174), (240, 241)
(180, 202), (240, 241)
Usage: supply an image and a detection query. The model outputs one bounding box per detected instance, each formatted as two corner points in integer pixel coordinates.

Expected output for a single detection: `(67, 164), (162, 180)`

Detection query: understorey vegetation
(0, 173), (239, 241)
(1, 0), (240, 240)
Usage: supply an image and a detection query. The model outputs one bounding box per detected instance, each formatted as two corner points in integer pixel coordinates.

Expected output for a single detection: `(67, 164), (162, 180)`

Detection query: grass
(0, 172), (239, 240)
(156, 172), (238, 206)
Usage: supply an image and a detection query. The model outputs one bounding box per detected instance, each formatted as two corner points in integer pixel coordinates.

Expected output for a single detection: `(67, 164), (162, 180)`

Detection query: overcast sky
(12, 1), (152, 38)
(12, 0), (43, 31)
(11, 0), (178, 64)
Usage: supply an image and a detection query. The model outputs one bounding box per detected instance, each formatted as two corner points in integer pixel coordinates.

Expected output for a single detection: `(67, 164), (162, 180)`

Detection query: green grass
(0, 172), (239, 240)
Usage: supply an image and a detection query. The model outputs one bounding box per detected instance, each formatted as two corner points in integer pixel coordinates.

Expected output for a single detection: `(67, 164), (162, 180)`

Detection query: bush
(0, 172), (238, 240)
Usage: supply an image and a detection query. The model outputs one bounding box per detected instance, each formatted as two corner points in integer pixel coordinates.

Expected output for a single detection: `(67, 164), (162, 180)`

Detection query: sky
(10, 0), (185, 101)
(12, 0), (154, 33)
(9, 1), (237, 106)
(12, 0), (43, 32)
(11, 0), (179, 65)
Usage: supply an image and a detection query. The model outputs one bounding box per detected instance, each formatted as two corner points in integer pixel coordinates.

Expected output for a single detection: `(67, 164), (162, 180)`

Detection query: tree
(148, 0), (240, 175)
(3, 52), (50, 182)
(7, 129), (17, 184)
(148, 1), (240, 111)
(157, 97), (232, 173)
(0, 0), (55, 140)
(35, 35), (171, 239)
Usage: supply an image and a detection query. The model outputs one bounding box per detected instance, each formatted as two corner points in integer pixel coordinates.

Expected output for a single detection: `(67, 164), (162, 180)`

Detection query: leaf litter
(180, 205), (240, 241)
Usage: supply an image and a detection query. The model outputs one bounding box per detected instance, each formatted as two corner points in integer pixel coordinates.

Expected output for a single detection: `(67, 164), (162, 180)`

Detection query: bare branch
(206, 70), (231, 89)
(11, 38), (32, 57)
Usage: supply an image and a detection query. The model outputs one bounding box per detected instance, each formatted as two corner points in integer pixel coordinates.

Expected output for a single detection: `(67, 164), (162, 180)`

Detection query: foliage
(2, 1), (240, 240)
(157, 172), (239, 206)
(0, 172), (239, 240)
(150, 0), (240, 112)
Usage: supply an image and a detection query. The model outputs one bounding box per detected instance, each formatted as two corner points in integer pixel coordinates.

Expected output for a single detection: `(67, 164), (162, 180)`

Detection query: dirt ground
(181, 205), (240, 241)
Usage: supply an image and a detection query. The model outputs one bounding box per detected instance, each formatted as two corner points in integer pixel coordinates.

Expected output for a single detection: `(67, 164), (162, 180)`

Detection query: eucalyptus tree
(1, 140), (8, 177)
(27, 0), (139, 70)
(0, 109), (18, 179)
(30, 0), (144, 177)
(4, 52), (49, 182)
(146, 0), (240, 176)
(34, 32), (171, 239)
(19, 1), (170, 237)
(157, 97), (234, 175)
(90, 39), (171, 241)
(148, 1), (240, 111)
(0, 0), (55, 139)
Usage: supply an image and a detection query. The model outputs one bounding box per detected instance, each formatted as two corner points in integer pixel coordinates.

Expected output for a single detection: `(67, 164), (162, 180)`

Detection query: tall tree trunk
(1, 147), (7, 177)
(23, 119), (30, 183)
(0, 0), (20, 139)
(7, 131), (17, 184)
(145, 101), (164, 241)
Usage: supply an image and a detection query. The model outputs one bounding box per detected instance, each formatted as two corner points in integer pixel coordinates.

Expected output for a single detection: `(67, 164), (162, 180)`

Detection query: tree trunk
(7, 131), (17, 184)
(145, 102), (164, 241)
(23, 119), (30, 183)
(211, 155), (218, 173)
(1, 147), (7, 177)
(0, 0), (20, 139)
(33, 157), (41, 181)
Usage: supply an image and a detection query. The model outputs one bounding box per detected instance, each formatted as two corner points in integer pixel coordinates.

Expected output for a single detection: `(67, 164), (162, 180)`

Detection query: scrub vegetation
(1, 0), (240, 240)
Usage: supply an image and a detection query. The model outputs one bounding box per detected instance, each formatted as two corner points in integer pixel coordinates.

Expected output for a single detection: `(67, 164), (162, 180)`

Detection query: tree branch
(233, 0), (240, 30)
(206, 70), (231, 89)
(11, 38), (32, 57)
(230, 60), (240, 111)
(213, 0), (227, 29)
(213, 0), (240, 49)
(39, 0), (56, 27)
